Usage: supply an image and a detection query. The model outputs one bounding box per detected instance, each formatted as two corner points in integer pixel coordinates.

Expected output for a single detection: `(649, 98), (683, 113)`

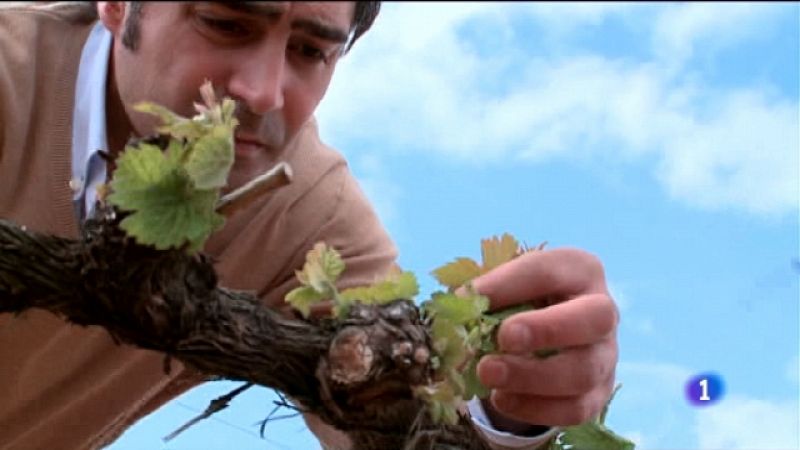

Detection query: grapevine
(0, 82), (635, 449)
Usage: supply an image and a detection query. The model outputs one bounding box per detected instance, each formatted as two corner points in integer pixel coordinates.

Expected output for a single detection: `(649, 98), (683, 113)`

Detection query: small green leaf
(431, 257), (482, 291)
(285, 286), (327, 319)
(164, 139), (188, 165)
(297, 242), (345, 294)
(134, 102), (207, 141)
(430, 318), (469, 370)
(339, 271), (419, 305)
(286, 242), (346, 317)
(331, 296), (356, 319)
(184, 124), (235, 189)
(389, 271), (420, 299)
(133, 101), (184, 127)
(559, 422), (635, 450)
(440, 402), (459, 426)
(424, 292), (489, 325)
(110, 142), (174, 187)
(485, 304), (535, 322)
(477, 318), (499, 353)
(414, 383), (461, 426)
(429, 399), (443, 423)
(481, 233), (520, 271)
(107, 143), (224, 251)
(557, 384), (634, 450)
(463, 357), (490, 400)
(446, 367), (466, 396)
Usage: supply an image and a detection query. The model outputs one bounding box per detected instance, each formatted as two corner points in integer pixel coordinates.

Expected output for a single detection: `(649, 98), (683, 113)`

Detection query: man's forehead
(217, 1), (354, 43)
(221, 2), (354, 27)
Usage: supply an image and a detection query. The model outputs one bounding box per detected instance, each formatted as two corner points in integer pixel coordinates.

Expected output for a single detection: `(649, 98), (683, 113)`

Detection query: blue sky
(110, 3), (799, 449)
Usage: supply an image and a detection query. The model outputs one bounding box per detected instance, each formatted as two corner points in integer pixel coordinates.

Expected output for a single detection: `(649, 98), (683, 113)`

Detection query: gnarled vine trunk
(0, 205), (490, 450)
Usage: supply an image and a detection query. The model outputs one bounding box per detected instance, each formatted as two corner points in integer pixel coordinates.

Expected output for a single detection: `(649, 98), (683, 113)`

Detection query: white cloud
(524, 2), (635, 26)
(613, 361), (695, 447)
(652, 3), (787, 74)
(317, 2), (798, 218)
(695, 395), (800, 450)
(655, 89), (799, 217)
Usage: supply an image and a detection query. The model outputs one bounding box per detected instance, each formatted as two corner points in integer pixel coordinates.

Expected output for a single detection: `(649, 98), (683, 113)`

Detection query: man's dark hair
(120, 2), (143, 50)
(60, 2), (380, 52)
(347, 2), (381, 52)
(120, 2), (380, 53)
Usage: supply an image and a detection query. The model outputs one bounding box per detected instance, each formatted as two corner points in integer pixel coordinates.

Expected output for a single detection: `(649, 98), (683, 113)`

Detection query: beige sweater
(0, 4), (397, 449)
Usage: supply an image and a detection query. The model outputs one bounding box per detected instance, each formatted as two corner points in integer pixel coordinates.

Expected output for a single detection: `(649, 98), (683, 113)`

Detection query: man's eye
(289, 42), (330, 64)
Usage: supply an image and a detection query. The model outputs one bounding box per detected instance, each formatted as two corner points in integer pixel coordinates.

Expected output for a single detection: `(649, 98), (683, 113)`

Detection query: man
(0, 2), (619, 449)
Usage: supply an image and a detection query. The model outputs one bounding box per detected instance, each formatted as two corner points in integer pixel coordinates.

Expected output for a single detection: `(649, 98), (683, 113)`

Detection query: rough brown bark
(0, 206), (490, 450)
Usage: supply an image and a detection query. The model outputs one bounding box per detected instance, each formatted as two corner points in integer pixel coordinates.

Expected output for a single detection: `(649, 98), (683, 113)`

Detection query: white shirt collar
(70, 21), (112, 222)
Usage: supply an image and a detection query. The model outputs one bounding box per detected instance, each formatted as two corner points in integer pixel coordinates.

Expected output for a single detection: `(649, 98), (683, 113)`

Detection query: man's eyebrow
(220, 2), (287, 18)
(292, 19), (349, 44)
(220, 2), (350, 44)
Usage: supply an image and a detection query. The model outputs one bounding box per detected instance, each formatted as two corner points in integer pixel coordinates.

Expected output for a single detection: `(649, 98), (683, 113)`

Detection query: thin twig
(163, 382), (254, 442)
(258, 403), (284, 438)
(258, 390), (305, 437)
(216, 162), (293, 217)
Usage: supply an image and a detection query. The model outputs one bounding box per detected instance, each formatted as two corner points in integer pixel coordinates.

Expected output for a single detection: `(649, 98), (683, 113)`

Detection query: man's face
(105, 2), (354, 189)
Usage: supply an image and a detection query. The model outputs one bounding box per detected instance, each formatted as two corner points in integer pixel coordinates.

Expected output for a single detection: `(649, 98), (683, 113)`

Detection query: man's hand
(473, 247), (619, 429)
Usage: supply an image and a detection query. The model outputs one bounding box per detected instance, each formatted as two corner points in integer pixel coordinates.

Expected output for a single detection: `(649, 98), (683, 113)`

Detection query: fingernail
(503, 323), (531, 353)
(481, 359), (508, 387)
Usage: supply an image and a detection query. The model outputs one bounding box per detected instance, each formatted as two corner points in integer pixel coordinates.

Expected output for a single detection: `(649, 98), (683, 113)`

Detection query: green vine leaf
(296, 242), (345, 293)
(336, 271), (419, 317)
(423, 291), (489, 325)
(133, 102), (206, 141)
(431, 257), (482, 291)
(558, 422), (635, 450)
(553, 385), (634, 449)
(184, 124), (235, 189)
(284, 286), (328, 319)
(463, 357), (490, 400)
(415, 383), (460, 426)
(430, 318), (469, 371)
(339, 271), (418, 305)
(107, 79), (237, 252)
(107, 142), (223, 251)
(480, 233), (520, 271)
(285, 242), (344, 317)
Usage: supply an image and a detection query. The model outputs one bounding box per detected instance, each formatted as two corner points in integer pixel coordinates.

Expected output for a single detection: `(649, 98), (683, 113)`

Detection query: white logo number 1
(699, 379), (711, 401)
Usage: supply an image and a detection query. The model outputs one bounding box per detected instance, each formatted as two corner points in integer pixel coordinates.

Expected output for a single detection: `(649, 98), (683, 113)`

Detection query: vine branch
(0, 205), (490, 450)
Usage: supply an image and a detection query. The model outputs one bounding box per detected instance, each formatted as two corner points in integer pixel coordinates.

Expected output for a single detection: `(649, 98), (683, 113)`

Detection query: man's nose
(228, 46), (286, 114)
